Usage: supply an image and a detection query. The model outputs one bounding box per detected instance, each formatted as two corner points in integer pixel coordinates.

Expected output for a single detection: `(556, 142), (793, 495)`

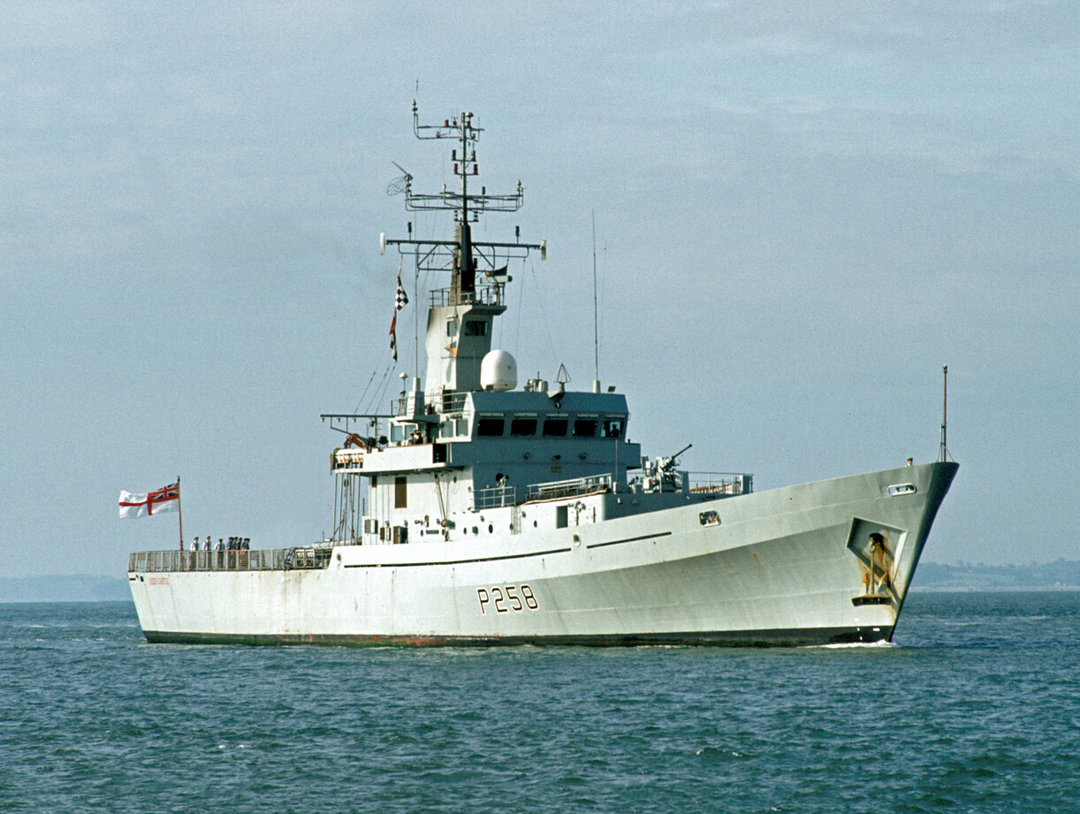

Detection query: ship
(128, 104), (959, 646)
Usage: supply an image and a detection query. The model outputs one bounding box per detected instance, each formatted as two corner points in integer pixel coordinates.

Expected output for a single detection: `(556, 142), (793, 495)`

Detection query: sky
(1, 1), (1077, 578)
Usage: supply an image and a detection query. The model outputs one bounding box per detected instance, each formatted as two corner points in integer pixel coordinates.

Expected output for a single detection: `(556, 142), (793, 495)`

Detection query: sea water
(1, 593), (1077, 813)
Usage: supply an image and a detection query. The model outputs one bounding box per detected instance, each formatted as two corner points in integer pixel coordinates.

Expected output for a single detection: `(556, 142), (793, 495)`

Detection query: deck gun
(640, 444), (692, 493)
(658, 443), (692, 473)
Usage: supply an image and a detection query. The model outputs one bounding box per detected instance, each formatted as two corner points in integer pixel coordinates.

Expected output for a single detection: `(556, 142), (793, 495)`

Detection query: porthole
(488, 524), (494, 534)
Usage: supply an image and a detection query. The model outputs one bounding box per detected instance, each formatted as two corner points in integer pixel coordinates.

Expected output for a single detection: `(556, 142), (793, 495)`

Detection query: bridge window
(477, 417), (505, 436)
(543, 418), (568, 437)
(463, 321), (487, 336)
(440, 419), (469, 439)
(392, 424), (419, 444)
(573, 419), (597, 437)
(511, 418), (537, 436)
(602, 418), (623, 439)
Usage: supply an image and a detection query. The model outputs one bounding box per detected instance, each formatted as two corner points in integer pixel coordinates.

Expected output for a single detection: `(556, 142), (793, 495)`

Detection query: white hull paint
(129, 462), (957, 646)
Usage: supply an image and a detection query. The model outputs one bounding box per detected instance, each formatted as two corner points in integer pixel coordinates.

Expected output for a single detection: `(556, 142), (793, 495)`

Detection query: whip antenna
(939, 364), (949, 462)
(592, 210), (599, 388)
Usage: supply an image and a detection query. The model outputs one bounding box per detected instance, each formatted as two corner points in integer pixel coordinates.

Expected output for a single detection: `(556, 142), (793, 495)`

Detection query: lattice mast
(381, 103), (545, 394)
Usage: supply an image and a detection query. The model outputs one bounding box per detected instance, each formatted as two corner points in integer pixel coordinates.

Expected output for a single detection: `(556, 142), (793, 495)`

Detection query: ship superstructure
(128, 105), (958, 646)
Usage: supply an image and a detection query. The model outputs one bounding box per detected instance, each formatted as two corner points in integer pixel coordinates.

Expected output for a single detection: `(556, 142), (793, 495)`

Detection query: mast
(381, 103), (545, 394)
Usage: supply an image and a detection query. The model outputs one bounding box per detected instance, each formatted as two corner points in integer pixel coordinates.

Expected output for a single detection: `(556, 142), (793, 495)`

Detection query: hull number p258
(477, 585), (538, 614)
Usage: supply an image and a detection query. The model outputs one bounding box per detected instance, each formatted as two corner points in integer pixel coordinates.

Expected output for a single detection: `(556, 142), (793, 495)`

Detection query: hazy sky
(2, 1), (1077, 577)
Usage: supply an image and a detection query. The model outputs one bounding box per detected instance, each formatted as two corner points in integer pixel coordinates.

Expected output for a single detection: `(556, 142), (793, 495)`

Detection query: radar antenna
(386, 162), (412, 197)
(381, 102), (545, 306)
(403, 102), (525, 219)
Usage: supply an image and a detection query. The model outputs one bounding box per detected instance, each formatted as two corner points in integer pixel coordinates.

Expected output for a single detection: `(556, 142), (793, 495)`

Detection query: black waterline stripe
(143, 625), (893, 647)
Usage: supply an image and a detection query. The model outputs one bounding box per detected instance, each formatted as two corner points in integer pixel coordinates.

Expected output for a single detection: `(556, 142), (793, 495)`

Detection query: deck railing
(525, 473), (613, 503)
(429, 285), (503, 309)
(687, 472), (753, 496)
(129, 547), (332, 574)
(474, 483), (518, 510)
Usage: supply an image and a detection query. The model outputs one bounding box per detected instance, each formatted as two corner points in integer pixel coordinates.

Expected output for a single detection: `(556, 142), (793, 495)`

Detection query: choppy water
(2, 593), (1078, 813)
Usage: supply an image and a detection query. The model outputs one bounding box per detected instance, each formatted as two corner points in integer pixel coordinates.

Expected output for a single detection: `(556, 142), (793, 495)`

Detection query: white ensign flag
(119, 482), (180, 519)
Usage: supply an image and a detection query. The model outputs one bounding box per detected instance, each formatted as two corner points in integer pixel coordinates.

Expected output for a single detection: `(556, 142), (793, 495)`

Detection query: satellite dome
(480, 350), (517, 392)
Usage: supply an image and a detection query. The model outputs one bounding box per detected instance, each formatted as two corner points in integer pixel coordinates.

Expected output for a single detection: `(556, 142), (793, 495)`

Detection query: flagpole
(177, 475), (184, 552)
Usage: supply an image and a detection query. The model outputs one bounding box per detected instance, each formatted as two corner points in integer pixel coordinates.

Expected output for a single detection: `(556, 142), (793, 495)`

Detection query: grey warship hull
(130, 461), (957, 646)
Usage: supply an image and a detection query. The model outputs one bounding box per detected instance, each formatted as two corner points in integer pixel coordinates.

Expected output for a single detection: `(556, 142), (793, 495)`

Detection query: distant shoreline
(911, 560), (1080, 592)
(0, 575), (132, 604)
(911, 585), (1080, 593)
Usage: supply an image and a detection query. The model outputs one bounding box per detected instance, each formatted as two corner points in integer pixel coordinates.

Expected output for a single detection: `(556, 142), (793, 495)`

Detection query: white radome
(481, 349), (517, 391)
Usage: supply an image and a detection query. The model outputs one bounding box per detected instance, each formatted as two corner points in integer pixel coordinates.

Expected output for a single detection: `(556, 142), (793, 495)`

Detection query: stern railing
(129, 547), (333, 574)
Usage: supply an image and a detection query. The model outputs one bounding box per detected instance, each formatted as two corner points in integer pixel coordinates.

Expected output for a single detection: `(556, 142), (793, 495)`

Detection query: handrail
(129, 547), (332, 574)
(474, 484), (517, 510)
(687, 472), (753, 496)
(392, 391), (470, 419)
(429, 285), (504, 309)
(525, 473), (613, 503)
